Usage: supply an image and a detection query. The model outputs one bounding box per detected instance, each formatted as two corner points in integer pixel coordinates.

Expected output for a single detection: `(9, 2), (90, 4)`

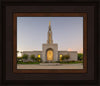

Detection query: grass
(60, 61), (83, 64)
(17, 60), (83, 64)
(17, 61), (40, 64)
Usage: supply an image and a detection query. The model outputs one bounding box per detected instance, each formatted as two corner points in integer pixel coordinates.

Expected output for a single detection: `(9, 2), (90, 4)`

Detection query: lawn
(17, 61), (40, 64)
(60, 61), (83, 64)
(17, 61), (83, 64)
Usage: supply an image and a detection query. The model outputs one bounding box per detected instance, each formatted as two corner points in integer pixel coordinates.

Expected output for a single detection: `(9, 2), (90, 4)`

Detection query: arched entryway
(46, 49), (53, 61)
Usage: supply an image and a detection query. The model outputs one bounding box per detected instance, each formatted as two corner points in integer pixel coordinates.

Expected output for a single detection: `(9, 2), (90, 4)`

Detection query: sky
(17, 17), (83, 53)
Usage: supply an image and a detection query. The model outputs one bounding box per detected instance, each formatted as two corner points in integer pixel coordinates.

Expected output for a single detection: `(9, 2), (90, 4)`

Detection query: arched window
(38, 55), (40, 58)
(59, 55), (63, 61)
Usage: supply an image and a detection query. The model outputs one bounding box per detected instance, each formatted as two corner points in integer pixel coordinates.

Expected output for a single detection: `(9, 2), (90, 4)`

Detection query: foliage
(30, 54), (35, 61)
(60, 60), (83, 64)
(37, 57), (41, 62)
(61, 55), (70, 62)
(64, 55), (70, 60)
(35, 57), (38, 62)
(80, 56), (83, 60)
(17, 60), (83, 64)
(78, 53), (83, 60)
(22, 54), (28, 60)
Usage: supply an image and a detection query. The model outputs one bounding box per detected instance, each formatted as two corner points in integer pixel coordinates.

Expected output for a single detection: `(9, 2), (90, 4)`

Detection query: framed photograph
(13, 13), (87, 73)
(1, 0), (98, 85)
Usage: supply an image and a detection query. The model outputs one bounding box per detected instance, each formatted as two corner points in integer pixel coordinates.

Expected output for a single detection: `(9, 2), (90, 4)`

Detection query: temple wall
(58, 51), (78, 61)
(22, 51), (42, 62)
(22, 50), (78, 62)
(68, 51), (78, 61)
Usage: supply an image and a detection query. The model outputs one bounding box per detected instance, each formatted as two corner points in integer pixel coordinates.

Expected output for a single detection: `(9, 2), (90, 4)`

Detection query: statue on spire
(47, 21), (53, 44)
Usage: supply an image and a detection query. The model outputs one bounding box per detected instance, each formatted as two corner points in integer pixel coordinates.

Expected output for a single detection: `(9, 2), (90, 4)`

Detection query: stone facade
(21, 21), (78, 62)
(42, 43), (58, 62)
(58, 51), (78, 61)
(22, 50), (78, 62)
(22, 51), (42, 62)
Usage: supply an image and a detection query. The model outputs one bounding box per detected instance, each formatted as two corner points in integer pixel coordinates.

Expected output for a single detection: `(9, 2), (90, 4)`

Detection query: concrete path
(17, 63), (83, 69)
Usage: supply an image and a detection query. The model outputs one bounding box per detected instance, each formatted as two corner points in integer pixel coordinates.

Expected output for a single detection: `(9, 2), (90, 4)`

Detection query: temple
(22, 21), (78, 62)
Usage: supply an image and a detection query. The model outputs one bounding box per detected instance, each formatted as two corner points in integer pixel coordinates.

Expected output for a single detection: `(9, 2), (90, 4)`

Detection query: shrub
(67, 60), (75, 63)
(64, 55), (70, 60)
(37, 57), (41, 62)
(17, 61), (40, 64)
(70, 60), (75, 62)
(30, 54), (35, 62)
(34, 57), (37, 62)
(78, 53), (83, 60)
(62, 55), (70, 62)
(80, 56), (83, 60)
(22, 54), (28, 60)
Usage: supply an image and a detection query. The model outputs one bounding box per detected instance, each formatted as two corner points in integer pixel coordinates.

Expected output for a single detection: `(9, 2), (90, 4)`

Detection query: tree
(78, 53), (83, 60)
(80, 56), (83, 61)
(62, 55), (70, 62)
(30, 54), (35, 62)
(22, 54), (28, 60)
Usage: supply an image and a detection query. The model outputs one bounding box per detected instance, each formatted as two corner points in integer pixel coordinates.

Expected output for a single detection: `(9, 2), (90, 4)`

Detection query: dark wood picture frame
(1, 0), (99, 85)
(13, 13), (87, 73)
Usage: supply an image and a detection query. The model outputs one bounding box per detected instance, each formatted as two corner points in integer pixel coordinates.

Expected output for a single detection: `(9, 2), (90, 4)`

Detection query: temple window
(38, 55), (40, 58)
(59, 55), (63, 61)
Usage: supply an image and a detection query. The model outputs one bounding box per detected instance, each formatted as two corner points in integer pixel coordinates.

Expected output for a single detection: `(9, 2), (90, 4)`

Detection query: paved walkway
(17, 63), (83, 69)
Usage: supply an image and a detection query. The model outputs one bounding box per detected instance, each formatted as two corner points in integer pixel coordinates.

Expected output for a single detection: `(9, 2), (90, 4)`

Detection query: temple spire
(47, 21), (53, 44)
(49, 21), (51, 26)
(49, 21), (51, 31)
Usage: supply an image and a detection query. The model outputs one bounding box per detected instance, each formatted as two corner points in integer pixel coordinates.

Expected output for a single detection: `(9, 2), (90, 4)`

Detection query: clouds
(67, 48), (72, 51)
(67, 48), (83, 53)
(79, 48), (83, 53)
